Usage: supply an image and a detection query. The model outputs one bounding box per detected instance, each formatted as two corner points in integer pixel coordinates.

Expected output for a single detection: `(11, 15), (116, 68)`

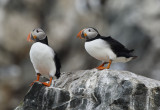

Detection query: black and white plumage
(77, 27), (137, 70)
(27, 28), (61, 87)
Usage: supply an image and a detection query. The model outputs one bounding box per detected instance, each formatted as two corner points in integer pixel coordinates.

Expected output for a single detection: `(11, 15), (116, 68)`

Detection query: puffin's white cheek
(38, 35), (43, 40)
(87, 32), (97, 38)
(38, 34), (46, 40)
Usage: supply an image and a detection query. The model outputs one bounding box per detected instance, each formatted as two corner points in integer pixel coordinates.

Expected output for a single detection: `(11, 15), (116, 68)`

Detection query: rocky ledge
(15, 69), (160, 110)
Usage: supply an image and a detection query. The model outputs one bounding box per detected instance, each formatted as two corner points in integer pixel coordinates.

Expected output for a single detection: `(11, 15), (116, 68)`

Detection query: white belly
(29, 42), (56, 78)
(85, 39), (116, 62)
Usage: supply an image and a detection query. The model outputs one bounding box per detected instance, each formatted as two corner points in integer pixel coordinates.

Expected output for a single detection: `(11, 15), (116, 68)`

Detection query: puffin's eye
(36, 30), (39, 33)
(88, 29), (91, 32)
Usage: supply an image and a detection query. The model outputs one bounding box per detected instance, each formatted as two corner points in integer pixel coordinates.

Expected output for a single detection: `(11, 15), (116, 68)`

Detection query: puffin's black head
(27, 28), (46, 42)
(77, 27), (99, 40)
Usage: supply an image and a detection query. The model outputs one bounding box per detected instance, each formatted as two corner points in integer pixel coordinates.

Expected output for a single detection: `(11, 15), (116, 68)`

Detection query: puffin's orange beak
(77, 29), (86, 39)
(27, 32), (32, 42)
(77, 30), (83, 39)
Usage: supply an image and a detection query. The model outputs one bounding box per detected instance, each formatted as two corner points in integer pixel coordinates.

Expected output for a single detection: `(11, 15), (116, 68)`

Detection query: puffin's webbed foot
(42, 77), (53, 87)
(30, 73), (41, 86)
(96, 60), (112, 70)
(96, 62), (106, 70)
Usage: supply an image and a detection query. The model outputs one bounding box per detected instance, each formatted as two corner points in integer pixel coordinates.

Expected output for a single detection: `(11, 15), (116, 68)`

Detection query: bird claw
(96, 66), (106, 70)
(30, 81), (51, 87)
(96, 66), (110, 70)
(42, 82), (50, 87)
(42, 77), (53, 87)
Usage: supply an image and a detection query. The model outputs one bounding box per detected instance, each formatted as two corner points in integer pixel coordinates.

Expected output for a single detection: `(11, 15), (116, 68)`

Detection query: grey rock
(15, 69), (160, 110)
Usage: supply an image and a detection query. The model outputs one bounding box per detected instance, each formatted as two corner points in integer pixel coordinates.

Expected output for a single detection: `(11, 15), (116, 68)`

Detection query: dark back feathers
(54, 53), (61, 79)
(100, 36), (135, 58)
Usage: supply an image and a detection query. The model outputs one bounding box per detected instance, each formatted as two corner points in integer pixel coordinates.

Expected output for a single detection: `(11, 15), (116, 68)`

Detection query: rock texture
(15, 69), (160, 110)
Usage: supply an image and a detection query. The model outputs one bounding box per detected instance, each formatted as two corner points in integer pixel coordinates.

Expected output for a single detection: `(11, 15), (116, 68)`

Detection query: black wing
(54, 53), (61, 79)
(100, 36), (134, 58)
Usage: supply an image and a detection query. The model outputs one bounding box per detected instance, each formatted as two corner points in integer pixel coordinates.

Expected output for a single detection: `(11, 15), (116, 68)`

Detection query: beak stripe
(27, 32), (31, 42)
(77, 29), (85, 39)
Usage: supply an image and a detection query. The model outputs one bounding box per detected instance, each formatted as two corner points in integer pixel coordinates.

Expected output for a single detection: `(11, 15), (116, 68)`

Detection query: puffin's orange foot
(96, 62), (107, 70)
(96, 66), (106, 70)
(96, 66), (111, 70)
(42, 82), (51, 87)
(42, 77), (53, 87)
(30, 73), (41, 86)
(96, 60), (112, 70)
(30, 80), (39, 86)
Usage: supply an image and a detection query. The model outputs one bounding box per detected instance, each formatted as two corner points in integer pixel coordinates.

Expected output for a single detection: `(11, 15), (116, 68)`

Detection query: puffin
(27, 28), (61, 87)
(77, 27), (137, 70)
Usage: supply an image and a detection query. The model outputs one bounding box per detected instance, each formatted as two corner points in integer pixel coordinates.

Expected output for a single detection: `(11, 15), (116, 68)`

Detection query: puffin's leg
(30, 73), (41, 86)
(96, 62), (107, 70)
(106, 60), (112, 69)
(96, 60), (112, 70)
(42, 77), (53, 87)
